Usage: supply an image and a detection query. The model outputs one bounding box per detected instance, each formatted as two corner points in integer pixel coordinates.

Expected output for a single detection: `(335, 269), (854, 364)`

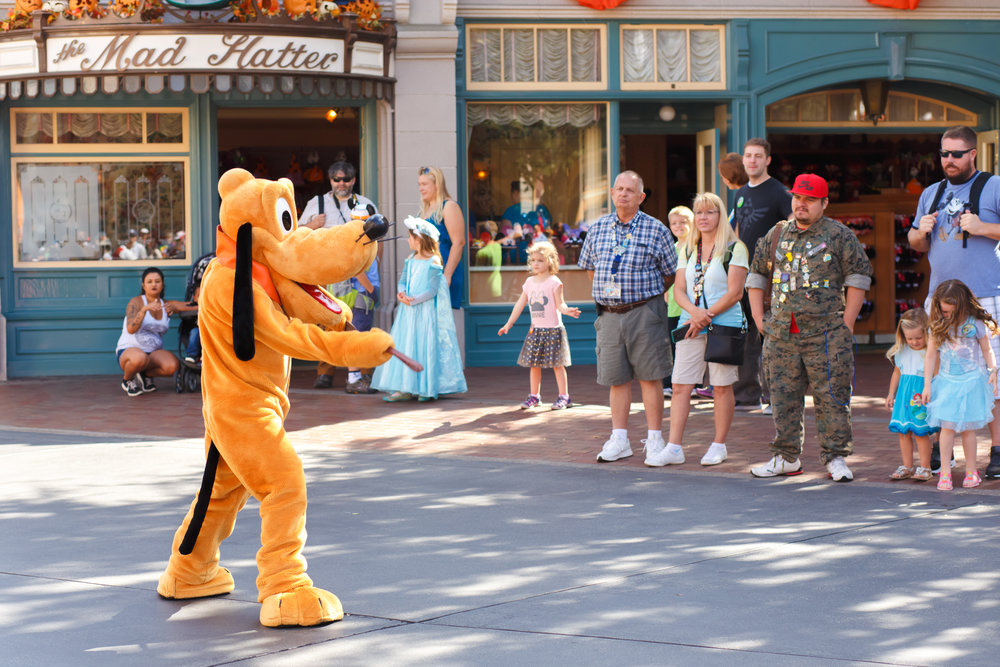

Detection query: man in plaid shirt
(578, 170), (677, 464)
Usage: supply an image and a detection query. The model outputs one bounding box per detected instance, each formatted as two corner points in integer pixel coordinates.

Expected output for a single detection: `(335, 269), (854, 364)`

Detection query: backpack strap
(317, 191), (325, 215)
(722, 241), (737, 273)
(928, 179), (948, 214)
(968, 171), (993, 216)
(763, 222), (785, 313)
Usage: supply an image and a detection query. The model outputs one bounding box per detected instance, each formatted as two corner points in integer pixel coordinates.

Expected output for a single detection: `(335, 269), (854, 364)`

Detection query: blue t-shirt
(676, 240), (749, 330)
(914, 172), (1000, 298)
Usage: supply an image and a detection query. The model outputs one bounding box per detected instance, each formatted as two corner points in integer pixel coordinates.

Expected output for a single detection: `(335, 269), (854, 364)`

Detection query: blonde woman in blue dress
(372, 217), (467, 402)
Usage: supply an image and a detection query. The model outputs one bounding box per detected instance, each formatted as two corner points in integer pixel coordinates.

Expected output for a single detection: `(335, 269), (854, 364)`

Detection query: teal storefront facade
(456, 15), (1000, 367)
(0, 11), (394, 378)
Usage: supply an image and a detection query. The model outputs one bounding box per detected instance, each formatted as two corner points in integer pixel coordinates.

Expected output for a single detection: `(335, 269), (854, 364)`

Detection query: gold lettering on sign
(80, 34), (188, 71)
(208, 35), (338, 71)
(53, 39), (86, 64)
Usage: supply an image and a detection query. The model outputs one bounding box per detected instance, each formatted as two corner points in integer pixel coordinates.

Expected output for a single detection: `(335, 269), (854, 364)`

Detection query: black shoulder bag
(702, 242), (746, 366)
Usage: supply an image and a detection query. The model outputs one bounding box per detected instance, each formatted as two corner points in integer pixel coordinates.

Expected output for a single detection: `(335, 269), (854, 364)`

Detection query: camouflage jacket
(746, 216), (872, 339)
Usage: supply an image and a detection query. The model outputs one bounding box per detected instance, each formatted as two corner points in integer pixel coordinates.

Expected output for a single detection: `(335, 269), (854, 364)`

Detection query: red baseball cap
(789, 173), (829, 199)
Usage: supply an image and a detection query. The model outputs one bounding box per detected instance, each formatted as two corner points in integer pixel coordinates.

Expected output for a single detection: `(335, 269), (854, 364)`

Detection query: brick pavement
(2, 351), (998, 490)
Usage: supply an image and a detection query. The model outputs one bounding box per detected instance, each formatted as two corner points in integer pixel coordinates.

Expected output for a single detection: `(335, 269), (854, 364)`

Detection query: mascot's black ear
(233, 222), (256, 361)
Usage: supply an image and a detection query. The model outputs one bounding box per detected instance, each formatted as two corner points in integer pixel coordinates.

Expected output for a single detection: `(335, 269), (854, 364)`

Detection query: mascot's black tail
(178, 443), (220, 555)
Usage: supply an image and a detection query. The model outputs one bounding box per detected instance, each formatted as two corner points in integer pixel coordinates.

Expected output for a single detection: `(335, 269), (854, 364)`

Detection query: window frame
(10, 107), (190, 154)
(465, 23), (608, 91)
(766, 90), (978, 128)
(619, 24), (726, 91)
(11, 155), (193, 269)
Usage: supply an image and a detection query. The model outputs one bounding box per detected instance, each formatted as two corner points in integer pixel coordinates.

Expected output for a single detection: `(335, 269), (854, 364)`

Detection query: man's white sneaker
(597, 436), (632, 462)
(826, 456), (854, 482)
(700, 443), (728, 466)
(641, 433), (666, 464)
(750, 455), (802, 478)
(645, 443), (685, 467)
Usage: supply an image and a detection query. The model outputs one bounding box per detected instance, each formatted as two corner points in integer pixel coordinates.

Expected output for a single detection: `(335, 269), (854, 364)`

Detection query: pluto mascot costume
(157, 168), (393, 627)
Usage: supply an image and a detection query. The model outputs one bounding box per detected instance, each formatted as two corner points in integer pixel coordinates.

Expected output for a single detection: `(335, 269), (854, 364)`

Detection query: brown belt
(598, 297), (652, 315)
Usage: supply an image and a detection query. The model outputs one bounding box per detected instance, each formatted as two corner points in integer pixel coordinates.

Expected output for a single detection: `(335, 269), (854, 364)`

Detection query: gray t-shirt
(914, 172), (1000, 298)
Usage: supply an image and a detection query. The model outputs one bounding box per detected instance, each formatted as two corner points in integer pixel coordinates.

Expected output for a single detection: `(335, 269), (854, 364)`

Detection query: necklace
(692, 239), (714, 305)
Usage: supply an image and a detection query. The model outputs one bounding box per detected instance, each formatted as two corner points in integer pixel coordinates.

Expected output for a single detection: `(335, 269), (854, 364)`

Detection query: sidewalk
(4, 354), (1000, 665)
(0, 351), (997, 487)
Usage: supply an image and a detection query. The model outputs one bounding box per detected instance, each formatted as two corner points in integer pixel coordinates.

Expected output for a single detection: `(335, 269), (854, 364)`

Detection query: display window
(10, 107), (191, 266)
(466, 102), (608, 304)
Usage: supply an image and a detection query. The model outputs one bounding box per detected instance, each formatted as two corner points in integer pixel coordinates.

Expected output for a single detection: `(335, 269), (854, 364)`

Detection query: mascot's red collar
(215, 226), (281, 304)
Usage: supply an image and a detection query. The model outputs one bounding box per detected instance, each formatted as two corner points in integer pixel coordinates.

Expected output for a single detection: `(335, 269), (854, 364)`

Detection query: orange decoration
(575, 0), (629, 9)
(867, 0), (920, 7)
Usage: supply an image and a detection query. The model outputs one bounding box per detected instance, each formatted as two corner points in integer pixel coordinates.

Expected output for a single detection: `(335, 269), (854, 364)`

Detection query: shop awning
(0, 72), (393, 101)
(0, 8), (395, 101)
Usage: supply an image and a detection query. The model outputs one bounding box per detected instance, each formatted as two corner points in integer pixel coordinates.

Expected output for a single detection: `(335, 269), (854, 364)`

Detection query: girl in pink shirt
(499, 241), (582, 409)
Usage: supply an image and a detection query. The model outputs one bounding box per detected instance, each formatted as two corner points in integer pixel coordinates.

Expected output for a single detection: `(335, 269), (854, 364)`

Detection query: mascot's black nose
(364, 214), (390, 241)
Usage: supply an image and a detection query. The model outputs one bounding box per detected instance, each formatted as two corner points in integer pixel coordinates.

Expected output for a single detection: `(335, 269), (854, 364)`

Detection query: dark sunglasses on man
(939, 148), (974, 159)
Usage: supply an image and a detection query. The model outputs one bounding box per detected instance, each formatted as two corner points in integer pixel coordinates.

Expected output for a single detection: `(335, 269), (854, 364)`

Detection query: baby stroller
(175, 252), (215, 394)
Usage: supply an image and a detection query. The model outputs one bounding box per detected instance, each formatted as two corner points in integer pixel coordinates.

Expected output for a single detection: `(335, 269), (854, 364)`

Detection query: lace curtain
(467, 104), (603, 129)
(14, 111), (183, 144)
(623, 28), (721, 83)
(469, 27), (601, 84)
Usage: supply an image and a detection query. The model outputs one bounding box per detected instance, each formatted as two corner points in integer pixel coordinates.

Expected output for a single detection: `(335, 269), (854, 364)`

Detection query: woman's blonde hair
(685, 192), (739, 263)
(417, 166), (453, 221)
(886, 307), (929, 360)
(929, 279), (999, 343)
(527, 241), (559, 275)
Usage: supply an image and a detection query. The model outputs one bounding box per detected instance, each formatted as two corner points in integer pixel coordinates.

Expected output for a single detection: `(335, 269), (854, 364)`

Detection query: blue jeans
(185, 327), (201, 358)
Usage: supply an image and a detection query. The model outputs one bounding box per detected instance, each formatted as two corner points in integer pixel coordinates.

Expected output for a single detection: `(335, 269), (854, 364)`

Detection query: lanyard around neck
(609, 216), (638, 277)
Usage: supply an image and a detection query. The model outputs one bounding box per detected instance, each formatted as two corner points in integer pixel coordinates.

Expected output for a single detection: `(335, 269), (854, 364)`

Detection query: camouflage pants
(762, 325), (855, 464)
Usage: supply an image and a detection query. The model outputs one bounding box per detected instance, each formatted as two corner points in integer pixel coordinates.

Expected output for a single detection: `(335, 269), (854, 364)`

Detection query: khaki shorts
(595, 297), (672, 386)
(671, 332), (739, 386)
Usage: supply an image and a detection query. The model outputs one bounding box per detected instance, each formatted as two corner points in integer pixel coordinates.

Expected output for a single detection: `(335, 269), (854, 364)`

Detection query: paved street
(2, 357), (1000, 665)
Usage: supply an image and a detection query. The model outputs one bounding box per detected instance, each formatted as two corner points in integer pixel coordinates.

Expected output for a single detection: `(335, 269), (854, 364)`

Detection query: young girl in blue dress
(372, 216), (467, 402)
(885, 307), (938, 482)
(921, 279), (998, 490)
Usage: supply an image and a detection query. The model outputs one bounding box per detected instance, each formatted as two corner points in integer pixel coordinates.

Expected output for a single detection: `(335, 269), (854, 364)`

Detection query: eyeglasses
(939, 148), (974, 159)
(331, 176), (352, 183)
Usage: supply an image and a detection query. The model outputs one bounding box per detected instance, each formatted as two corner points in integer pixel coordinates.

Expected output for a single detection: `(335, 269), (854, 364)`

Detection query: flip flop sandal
(963, 471), (982, 488)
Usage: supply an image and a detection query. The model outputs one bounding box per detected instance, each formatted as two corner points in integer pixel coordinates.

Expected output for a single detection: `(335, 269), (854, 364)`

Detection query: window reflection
(14, 161), (187, 263)
(466, 103), (608, 303)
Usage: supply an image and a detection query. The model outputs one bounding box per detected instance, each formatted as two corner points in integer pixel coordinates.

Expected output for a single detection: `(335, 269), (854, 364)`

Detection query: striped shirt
(578, 209), (676, 306)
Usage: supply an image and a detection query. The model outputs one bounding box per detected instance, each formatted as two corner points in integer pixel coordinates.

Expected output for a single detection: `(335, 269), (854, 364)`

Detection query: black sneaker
(121, 376), (143, 397)
(985, 446), (1000, 479)
(313, 374), (333, 389)
(137, 372), (156, 393)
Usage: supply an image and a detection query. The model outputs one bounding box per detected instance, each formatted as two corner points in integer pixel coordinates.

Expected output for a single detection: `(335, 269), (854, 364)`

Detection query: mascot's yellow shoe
(157, 567), (235, 600)
(259, 586), (344, 627)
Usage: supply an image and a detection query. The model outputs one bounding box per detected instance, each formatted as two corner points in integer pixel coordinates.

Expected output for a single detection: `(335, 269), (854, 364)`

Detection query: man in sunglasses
(908, 125), (1000, 475)
(299, 160), (380, 393)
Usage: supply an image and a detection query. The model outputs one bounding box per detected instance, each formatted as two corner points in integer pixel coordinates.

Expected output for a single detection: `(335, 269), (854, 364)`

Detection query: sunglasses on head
(419, 167), (432, 175)
(939, 148), (973, 159)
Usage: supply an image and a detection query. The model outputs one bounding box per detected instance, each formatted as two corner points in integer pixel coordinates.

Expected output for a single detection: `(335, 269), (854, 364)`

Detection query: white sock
(612, 428), (628, 441)
(348, 371), (362, 383)
(711, 441), (726, 448)
(648, 430), (662, 441)
(667, 442), (683, 451)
